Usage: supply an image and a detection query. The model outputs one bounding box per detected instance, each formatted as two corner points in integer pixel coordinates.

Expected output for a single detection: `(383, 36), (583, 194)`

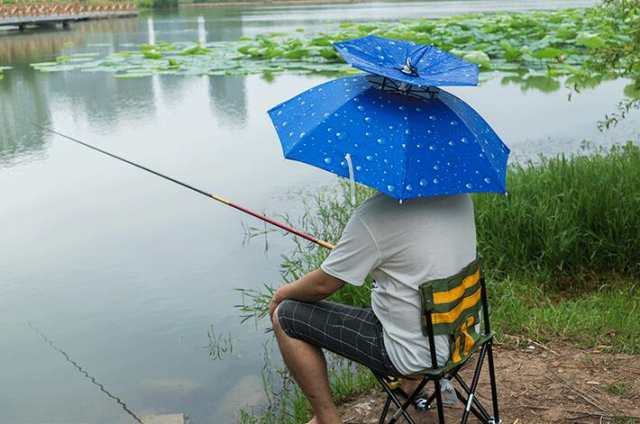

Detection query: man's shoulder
(353, 193), (392, 222)
(354, 193), (474, 231)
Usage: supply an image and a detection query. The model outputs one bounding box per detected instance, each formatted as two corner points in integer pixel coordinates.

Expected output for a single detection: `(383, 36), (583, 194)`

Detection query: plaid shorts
(276, 299), (402, 377)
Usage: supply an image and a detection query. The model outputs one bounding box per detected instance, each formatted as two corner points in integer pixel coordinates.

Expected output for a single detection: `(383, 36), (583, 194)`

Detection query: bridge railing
(0, 2), (136, 18)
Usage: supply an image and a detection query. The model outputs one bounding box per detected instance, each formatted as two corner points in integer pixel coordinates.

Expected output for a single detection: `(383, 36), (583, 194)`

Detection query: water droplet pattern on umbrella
(333, 35), (479, 88)
(268, 75), (509, 200)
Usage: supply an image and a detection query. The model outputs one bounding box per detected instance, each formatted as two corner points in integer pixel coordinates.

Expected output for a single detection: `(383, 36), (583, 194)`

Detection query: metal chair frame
(373, 271), (500, 424)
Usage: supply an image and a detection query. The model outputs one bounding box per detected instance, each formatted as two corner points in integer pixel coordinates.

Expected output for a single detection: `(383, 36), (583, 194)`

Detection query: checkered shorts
(276, 299), (402, 377)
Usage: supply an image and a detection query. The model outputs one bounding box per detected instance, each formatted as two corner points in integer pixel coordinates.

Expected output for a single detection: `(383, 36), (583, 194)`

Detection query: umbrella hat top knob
(400, 57), (418, 76)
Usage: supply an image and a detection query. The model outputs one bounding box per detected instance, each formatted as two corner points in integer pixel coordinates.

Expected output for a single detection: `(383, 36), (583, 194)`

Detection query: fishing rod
(34, 124), (335, 250)
(27, 322), (144, 424)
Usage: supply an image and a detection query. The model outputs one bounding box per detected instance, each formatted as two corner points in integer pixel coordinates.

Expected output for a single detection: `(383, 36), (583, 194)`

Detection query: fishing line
(27, 322), (144, 424)
(33, 123), (335, 250)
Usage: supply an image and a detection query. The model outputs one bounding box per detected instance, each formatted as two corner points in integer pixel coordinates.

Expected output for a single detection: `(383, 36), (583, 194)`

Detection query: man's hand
(268, 269), (345, 320)
(269, 286), (287, 320)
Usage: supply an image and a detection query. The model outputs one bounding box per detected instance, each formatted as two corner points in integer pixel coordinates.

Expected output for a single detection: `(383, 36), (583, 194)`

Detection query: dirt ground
(338, 341), (640, 423)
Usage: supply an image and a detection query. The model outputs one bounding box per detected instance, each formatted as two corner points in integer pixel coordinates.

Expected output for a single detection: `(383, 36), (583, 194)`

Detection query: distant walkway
(0, 3), (137, 30)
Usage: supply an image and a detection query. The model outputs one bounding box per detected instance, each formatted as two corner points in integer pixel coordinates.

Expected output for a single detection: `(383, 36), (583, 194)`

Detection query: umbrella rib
(437, 93), (507, 189)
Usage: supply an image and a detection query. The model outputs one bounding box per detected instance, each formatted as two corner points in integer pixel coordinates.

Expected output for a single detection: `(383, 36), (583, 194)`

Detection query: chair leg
(454, 387), (489, 422)
(379, 396), (392, 424)
(433, 378), (446, 424)
(486, 342), (500, 423)
(460, 347), (487, 424)
(452, 374), (491, 421)
(394, 378), (429, 418)
(375, 375), (417, 424)
(389, 378), (430, 423)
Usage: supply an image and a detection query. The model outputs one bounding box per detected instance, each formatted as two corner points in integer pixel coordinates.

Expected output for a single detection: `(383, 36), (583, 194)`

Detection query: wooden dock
(0, 3), (138, 30)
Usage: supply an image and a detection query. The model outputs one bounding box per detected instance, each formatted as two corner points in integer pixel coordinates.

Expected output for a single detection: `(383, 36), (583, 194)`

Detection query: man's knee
(271, 299), (294, 333)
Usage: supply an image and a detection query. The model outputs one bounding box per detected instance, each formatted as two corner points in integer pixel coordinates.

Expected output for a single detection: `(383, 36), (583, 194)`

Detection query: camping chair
(373, 259), (500, 424)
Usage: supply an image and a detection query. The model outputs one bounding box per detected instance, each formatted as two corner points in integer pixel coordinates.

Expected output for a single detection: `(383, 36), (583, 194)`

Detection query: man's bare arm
(269, 269), (345, 318)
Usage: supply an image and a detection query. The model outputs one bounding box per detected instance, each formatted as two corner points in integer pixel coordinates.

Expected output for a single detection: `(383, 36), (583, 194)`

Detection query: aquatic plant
(27, 3), (640, 99)
(205, 324), (234, 361)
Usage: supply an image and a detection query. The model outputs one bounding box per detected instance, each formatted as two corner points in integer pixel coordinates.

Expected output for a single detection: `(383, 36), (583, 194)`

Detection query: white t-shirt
(321, 193), (477, 375)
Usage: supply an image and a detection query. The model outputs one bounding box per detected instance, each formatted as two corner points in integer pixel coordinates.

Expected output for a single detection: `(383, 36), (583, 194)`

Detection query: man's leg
(272, 304), (341, 424)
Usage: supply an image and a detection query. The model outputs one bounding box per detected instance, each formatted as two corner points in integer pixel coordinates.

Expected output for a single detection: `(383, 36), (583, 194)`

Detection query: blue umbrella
(333, 35), (479, 88)
(268, 75), (509, 201)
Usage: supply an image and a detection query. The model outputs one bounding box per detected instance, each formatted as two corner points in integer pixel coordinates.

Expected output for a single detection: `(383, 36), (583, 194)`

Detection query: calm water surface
(1, 0), (638, 422)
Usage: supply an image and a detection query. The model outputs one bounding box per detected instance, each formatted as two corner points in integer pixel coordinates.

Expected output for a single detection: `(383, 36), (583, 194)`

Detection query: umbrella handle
(345, 153), (356, 206)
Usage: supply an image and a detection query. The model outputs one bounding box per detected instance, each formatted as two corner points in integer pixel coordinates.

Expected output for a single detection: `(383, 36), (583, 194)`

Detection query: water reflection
(0, 66), (51, 167)
(0, 30), (82, 64)
(208, 75), (248, 127)
(202, 11), (248, 127)
(501, 74), (562, 93)
(148, 17), (156, 45)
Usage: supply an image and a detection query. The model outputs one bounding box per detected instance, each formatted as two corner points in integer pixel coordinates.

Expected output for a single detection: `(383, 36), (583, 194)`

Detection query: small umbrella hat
(268, 75), (509, 201)
(333, 35), (479, 88)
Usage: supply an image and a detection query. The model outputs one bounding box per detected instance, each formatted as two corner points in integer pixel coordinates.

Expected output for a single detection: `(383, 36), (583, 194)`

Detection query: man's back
(322, 193), (477, 374)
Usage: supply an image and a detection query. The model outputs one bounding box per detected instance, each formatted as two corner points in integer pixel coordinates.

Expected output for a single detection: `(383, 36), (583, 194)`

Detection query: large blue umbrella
(333, 35), (479, 88)
(268, 75), (509, 201)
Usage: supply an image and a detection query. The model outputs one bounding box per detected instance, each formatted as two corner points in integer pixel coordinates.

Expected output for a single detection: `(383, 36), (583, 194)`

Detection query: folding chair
(373, 259), (500, 424)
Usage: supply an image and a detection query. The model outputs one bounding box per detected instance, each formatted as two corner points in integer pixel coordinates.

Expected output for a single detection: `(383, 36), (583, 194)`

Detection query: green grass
(237, 351), (376, 424)
(490, 277), (640, 353)
(237, 142), (640, 422)
(605, 381), (631, 397)
(475, 142), (640, 289)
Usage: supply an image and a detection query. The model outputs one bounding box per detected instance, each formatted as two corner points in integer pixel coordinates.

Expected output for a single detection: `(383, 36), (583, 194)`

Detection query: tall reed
(475, 142), (640, 288)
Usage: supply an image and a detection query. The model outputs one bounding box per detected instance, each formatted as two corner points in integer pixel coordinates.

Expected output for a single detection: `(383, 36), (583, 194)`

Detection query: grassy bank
(237, 142), (640, 422)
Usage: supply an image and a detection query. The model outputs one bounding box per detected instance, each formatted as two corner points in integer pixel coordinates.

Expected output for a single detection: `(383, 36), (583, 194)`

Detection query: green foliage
(178, 45), (210, 56)
(576, 32), (606, 49)
(531, 47), (566, 60)
(25, 3), (640, 100)
(605, 381), (631, 397)
(461, 50), (492, 70)
(475, 143), (640, 284)
(136, 0), (177, 9)
(500, 41), (524, 62)
(143, 51), (162, 60)
(583, 0), (640, 129)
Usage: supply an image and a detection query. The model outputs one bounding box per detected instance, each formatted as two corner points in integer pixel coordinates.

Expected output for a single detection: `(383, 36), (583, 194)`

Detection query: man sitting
(269, 192), (477, 424)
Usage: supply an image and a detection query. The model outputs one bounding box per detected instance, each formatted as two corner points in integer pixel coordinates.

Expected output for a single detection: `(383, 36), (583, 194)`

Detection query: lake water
(1, 0), (638, 422)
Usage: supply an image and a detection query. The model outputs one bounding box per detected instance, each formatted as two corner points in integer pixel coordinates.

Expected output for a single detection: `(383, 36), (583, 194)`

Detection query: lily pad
(576, 32), (606, 49)
(25, 4), (637, 88)
(532, 47), (567, 60)
(462, 51), (492, 70)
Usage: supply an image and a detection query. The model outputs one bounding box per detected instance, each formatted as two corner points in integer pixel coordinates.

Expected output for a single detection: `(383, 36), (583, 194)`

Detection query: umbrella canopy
(333, 35), (479, 88)
(268, 75), (509, 201)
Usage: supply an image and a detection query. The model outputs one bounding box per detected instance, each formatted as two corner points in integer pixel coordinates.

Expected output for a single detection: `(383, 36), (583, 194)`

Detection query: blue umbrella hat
(268, 75), (509, 201)
(333, 35), (479, 88)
